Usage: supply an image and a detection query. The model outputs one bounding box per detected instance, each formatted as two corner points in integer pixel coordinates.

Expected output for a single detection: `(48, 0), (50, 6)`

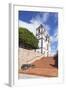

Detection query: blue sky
(19, 11), (58, 55)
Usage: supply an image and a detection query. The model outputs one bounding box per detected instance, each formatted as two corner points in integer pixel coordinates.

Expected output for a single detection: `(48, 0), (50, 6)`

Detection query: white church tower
(36, 24), (51, 57)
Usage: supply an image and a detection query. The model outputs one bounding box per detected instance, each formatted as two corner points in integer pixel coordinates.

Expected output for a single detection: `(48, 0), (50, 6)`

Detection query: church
(36, 24), (51, 57)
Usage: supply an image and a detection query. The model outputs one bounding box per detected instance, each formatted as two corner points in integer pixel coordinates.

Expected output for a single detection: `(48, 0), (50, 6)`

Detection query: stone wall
(18, 48), (44, 70)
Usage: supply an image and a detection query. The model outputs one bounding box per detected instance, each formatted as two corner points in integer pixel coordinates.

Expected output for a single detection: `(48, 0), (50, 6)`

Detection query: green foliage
(19, 27), (38, 49)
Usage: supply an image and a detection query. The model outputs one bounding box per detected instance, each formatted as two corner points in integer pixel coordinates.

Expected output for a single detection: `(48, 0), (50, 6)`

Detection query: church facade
(36, 24), (51, 57)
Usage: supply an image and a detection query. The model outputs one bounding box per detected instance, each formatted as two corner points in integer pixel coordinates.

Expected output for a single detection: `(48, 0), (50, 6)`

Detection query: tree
(19, 27), (39, 49)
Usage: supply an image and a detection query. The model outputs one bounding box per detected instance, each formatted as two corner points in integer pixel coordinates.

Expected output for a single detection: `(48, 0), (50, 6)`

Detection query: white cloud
(19, 13), (50, 35)
(19, 18), (51, 37)
(42, 12), (50, 23)
(30, 12), (50, 25)
(44, 24), (51, 33)
(30, 13), (51, 34)
(19, 20), (40, 36)
(30, 16), (42, 28)
(50, 28), (58, 55)
(50, 28), (58, 43)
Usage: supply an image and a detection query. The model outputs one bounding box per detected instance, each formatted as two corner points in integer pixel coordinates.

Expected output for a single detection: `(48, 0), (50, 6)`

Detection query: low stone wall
(18, 48), (44, 70)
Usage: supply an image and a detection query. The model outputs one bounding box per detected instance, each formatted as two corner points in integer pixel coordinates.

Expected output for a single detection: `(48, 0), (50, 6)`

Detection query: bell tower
(36, 24), (50, 56)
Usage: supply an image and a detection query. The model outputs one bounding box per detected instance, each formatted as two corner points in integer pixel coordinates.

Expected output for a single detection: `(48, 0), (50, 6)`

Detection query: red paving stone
(19, 57), (58, 77)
